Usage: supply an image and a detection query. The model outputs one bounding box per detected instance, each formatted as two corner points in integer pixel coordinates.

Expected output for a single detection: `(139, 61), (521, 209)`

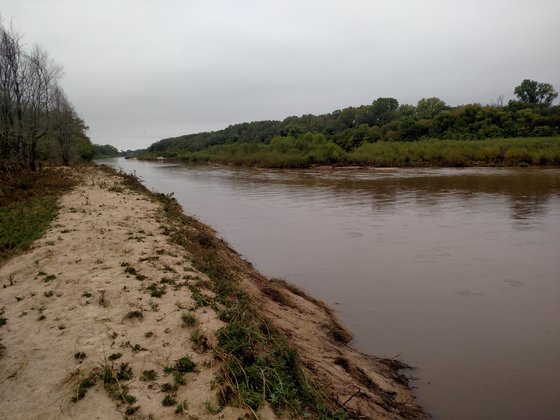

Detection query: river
(98, 158), (560, 419)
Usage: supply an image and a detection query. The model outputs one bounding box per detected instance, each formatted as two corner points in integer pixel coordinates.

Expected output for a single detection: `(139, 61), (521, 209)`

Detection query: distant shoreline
(132, 136), (560, 169)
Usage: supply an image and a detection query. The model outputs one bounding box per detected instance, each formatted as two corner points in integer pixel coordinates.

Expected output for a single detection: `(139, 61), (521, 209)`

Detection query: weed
(175, 356), (196, 373)
(148, 300), (159, 312)
(44, 274), (56, 282)
(173, 372), (186, 385)
(116, 362), (133, 381)
(147, 283), (165, 298)
(163, 265), (177, 274)
(159, 276), (176, 285)
(181, 312), (197, 327)
(175, 400), (188, 414)
(74, 352), (87, 361)
(124, 310), (143, 321)
(82, 291), (92, 298)
(71, 376), (96, 402)
(131, 344), (146, 353)
(124, 266), (138, 276)
(160, 383), (178, 393)
(98, 290), (108, 307)
(140, 369), (157, 381)
(191, 328), (210, 353)
(108, 353), (122, 361)
(44, 290), (54, 297)
(162, 394), (177, 407)
(144, 331), (153, 338)
(0, 308), (8, 327)
(138, 255), (159, 262)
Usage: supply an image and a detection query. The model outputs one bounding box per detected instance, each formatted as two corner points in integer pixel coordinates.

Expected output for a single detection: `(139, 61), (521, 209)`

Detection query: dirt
(0, 166), (425, 419)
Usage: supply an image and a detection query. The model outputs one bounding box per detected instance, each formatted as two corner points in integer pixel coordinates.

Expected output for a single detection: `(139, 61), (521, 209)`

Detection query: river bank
(135, 136), (560, 169)
(0, 166), (425, 419)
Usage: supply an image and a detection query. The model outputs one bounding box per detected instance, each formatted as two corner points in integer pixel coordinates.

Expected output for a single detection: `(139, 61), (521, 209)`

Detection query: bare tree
(50, 85), (86, 166)
(25, 45), (62, 170)
(0, 19), (75, 174)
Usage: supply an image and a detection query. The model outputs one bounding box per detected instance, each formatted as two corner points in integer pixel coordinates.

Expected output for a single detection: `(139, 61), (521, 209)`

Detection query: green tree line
(144, 80), (559, 167)
(0, 20), (92, 177)
(92, 144), (122, 158)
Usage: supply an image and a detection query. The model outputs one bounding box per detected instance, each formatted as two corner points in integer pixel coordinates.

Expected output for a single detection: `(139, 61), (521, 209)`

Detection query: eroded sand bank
(0, 167), (425, 419)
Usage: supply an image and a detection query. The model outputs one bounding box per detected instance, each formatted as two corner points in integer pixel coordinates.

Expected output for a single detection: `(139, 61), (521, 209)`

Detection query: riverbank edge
(0, 165), (427, 418)
(131, 136), (560, 169)
(108, 165), (427, 418)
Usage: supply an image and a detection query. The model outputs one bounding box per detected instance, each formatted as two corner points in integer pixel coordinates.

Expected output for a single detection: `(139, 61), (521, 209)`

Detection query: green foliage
(92, 144), (121, 158)
(175, 356), (196, 373)
(514, 79), (558, 107)
(140, 83), (559, 165)
(348, 137), (560, 167)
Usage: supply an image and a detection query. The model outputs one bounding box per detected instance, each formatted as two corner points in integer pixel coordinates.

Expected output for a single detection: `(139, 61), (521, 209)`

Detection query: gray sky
(2, 0), (559, 150)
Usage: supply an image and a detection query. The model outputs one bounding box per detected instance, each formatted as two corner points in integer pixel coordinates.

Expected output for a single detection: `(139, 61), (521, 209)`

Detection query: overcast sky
(2, 0), (559, 150)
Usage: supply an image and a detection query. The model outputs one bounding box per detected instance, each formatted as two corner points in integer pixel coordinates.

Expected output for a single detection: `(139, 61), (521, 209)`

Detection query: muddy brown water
(99, 158), (560, 419)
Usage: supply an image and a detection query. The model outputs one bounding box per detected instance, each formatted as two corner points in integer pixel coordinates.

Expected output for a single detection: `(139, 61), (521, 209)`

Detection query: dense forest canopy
(146, 80), (559, 160)
(0, 20), (91, 176)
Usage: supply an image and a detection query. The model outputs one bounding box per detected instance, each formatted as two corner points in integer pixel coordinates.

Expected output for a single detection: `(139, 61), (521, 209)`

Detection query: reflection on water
(99, 159), (560, 420)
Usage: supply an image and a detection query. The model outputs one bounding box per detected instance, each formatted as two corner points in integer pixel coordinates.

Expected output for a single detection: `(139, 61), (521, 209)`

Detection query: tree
(50, 86), (87, 166)
(514, 79), (558, 107)
(416, 97), (447, 119)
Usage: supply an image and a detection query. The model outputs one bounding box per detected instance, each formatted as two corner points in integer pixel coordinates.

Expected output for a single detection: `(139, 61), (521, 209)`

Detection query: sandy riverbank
(0, 166), (425, 419)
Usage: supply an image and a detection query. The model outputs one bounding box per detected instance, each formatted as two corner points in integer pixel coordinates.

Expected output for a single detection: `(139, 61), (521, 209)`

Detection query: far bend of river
(99, 158), (560, 420)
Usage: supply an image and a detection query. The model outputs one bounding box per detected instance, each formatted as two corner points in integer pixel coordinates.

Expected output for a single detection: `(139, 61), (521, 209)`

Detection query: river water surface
(99, 158), (559, 419)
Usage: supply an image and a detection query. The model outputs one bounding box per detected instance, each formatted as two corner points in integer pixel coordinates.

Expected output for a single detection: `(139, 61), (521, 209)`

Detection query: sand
(0, 167), (425, 419)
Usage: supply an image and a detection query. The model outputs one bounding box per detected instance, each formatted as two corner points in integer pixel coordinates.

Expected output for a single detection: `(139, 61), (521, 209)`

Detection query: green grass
(0, 169), (75, 262)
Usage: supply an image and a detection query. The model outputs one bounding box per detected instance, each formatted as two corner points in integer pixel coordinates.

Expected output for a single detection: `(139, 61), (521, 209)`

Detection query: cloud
(2, 0), (559, 149)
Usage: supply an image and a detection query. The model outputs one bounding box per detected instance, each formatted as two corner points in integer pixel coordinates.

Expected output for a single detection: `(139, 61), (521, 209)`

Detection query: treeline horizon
(0, 20), (92, 177)
(141, 79), (560, 167)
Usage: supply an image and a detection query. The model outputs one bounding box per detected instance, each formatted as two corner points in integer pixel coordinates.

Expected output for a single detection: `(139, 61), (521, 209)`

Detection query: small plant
(160, 276), (176, 285)
(1, 309), (8, 327)
(140, 369), (157, 381)
(190, 328), (210, 353)
(144, 331), (153, 338)
(71, 376), (96, 402)
(116, 362), (133, 381)
(175, 356), (196, 373)
(175, 400), (188, 414)
(124, 310), (143, 321)
(160, 382), (178, 393)
(162, 394), (177, 407)
(131, 344), (146, 353)
(98, 290), (108, 307)
(181, 312), (197, 327)
(82, 291), (92, 298)
(74, 352), (87, 361)
(163, 265), (177, 274)
(108, 353), (122, 361)
(124, 266), (138, 276)
(147, 283), (165, 298)
(44, 290), (54, 297)
(173, 372), (185, 385)
(44, 274), (56, 282)
(148, 300), (159, 312)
